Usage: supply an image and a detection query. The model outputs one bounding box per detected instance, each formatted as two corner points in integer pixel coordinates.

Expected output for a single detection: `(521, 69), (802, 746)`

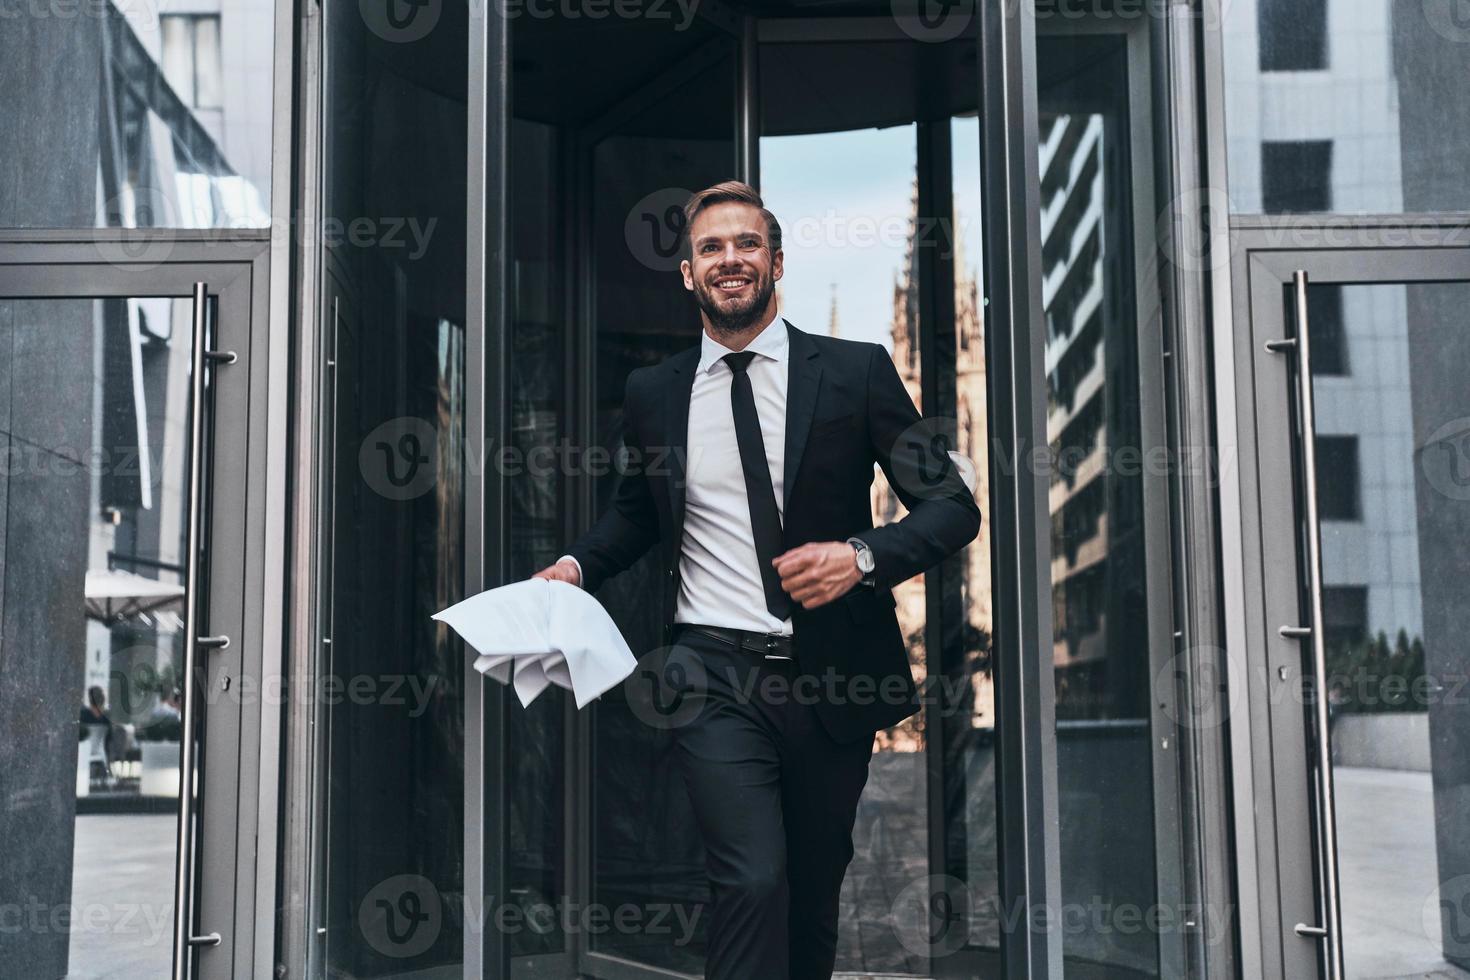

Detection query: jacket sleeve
(566, 372), (661, 593)
(852, 344), (981, 588)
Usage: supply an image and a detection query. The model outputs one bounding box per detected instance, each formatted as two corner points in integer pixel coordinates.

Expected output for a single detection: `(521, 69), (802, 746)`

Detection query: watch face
(856, 548), (875, 573)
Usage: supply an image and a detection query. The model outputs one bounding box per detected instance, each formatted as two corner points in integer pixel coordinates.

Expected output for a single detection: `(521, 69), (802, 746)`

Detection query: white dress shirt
(561, 320), (793, 635)
(675, 321), (792, 635)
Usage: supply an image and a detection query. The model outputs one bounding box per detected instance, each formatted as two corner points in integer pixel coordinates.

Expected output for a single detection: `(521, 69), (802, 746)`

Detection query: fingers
(532, 562), (580, 585)
(771, 544), (818, 576)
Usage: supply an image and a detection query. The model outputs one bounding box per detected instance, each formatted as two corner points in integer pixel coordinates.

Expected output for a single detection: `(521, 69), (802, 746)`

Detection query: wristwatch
(847, 537), (876, 586)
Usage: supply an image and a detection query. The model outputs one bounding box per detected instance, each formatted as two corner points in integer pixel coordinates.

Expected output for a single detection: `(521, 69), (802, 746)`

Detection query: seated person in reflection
(78, 685), (112, 738)
(533, 182), (979, 980)
(140, 688), (183, 741)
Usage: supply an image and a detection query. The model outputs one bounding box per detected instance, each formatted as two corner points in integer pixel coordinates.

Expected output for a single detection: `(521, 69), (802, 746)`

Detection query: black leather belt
(676, 624), (796, 661)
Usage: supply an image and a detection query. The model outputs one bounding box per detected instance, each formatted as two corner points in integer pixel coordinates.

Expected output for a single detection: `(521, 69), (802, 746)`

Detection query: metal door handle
(1267, 270), (1346, 980)
(171, 283), (231, 978)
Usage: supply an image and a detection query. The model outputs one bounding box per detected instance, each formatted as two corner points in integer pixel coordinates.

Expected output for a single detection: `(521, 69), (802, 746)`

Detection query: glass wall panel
(0, 3), (273, 228)
(318, 0), (468, 972)
(761, 35), (996, 974)
(507, 9), (738, 973)
(585, 45), (738, 975)
(1222, 0), (1470, 213)
(1037, 27), (1165, 978)
(503, 116), (571, 960)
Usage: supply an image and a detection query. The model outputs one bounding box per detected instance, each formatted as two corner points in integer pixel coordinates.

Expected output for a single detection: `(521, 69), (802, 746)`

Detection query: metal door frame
(1226, 218), (1470, 979)
(0, 232), (274, 980)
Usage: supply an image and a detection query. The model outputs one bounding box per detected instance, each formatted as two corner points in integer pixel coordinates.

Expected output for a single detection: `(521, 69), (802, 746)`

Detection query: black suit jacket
(569, 321), (981, 742)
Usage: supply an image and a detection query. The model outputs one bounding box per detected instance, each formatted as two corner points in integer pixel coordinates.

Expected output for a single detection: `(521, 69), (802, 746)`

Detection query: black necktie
(723, 352), (793, 621)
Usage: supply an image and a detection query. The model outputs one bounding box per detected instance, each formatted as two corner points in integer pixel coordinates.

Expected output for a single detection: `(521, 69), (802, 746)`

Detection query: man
(534, 181), (979, 979)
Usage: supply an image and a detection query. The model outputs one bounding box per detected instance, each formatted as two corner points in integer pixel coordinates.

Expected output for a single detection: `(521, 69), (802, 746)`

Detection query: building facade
(1, 0), (1469, 977)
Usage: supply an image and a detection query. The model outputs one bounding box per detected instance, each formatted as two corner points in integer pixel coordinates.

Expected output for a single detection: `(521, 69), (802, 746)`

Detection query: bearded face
(681, 202), (782, 336)
(689, 255), (777, 334)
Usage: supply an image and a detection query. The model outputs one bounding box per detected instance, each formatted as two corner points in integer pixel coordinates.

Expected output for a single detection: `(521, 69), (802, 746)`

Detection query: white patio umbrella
(84, 568), (185, 625)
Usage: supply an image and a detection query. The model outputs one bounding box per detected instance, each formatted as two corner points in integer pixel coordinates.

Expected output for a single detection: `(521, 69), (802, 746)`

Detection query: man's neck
(703, 303), (780, 352)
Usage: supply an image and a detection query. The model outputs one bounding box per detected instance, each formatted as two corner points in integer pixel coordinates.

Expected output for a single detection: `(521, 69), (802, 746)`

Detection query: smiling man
(534, 181), (979, 979)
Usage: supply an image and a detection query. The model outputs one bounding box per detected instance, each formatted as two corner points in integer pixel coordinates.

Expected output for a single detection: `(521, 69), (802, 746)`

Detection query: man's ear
(680, 258), (694, 291)
(772, 248), (784, 282)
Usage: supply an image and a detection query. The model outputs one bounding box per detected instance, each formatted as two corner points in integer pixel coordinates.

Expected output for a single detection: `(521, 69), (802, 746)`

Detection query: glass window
(160, 15), (224, 111)
(1256, 0), (1327, 71)
(1223, 0), (1470, 214)
(0, 6), (271, 228)
(1315, 435), (1362, 521)
(1261, 141), (1333, 213)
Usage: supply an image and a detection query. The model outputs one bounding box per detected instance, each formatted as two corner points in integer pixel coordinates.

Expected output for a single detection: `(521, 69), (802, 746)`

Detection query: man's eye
(700, 243), (717, 253)
(739, 239), (760, 250)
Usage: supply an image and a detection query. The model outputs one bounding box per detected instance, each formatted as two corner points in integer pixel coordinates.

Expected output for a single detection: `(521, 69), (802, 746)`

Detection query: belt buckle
(762, 634), (791, 662)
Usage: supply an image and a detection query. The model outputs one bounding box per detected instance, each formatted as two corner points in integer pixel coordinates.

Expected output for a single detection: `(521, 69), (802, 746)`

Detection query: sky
(759, 116), (985, 351)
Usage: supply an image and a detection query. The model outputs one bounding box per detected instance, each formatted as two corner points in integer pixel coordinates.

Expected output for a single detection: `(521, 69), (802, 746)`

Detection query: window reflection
(1, 5), (272, 229)
(1224, 0), (1470, 213)
(1039, 31), (1161, 978)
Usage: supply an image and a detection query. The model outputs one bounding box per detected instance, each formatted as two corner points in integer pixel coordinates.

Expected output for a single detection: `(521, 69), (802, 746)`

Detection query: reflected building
(877, 189), (994, 747)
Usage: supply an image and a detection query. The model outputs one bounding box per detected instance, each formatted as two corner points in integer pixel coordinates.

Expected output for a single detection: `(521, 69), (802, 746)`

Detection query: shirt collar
(697, 318), (790, 375)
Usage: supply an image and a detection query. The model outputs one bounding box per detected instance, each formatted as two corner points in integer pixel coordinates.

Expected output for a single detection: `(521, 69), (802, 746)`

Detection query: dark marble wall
(1395, 8), (1470, 965)
(1404, 282), (1470, 969)
(0, 299), (98, 977)
(0, 14), (106, 979)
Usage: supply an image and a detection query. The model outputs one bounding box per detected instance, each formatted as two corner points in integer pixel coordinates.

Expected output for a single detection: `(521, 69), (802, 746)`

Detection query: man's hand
(772, 541), (862, 610)
(532, 559), (581, 587)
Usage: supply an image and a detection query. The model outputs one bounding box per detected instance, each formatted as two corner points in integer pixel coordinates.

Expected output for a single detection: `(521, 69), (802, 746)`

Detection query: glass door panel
(1249, 247), (1470, 979)
(1313, 281), (1470, 978)
(0, 264), (251, 980)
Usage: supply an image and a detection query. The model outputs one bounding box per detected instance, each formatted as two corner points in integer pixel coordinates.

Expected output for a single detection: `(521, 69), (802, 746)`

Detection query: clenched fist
(772, 541), (862, 609)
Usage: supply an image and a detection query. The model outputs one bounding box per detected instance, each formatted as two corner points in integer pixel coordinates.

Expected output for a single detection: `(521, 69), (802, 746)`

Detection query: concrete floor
(64, 769), (1469, 979)
(67, 814), (176, 979)
(1335, 767), (1470, 980)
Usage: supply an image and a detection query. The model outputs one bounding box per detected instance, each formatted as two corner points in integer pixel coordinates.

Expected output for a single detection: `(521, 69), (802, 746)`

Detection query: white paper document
(432, 578), (636, 708)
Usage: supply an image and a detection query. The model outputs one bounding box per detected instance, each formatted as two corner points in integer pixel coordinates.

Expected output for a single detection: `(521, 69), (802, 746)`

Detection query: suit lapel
(782, 321), (822, 507)
(664, 347), (698, 540)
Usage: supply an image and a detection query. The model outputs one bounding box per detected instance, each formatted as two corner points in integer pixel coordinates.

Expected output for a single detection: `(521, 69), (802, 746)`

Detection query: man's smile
(712, 274), (753, 293)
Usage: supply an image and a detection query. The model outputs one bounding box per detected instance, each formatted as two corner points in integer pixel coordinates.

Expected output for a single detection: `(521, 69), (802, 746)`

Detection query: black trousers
(668, 626), (875, 980)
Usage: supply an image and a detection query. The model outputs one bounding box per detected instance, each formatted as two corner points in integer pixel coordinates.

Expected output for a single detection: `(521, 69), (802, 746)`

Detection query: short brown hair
(682, 180), (783, 256)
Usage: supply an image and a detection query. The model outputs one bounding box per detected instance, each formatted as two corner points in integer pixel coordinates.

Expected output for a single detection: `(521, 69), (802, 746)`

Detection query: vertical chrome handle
(1268, 270), (1346, 980)
(172, 282), (220, 979)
